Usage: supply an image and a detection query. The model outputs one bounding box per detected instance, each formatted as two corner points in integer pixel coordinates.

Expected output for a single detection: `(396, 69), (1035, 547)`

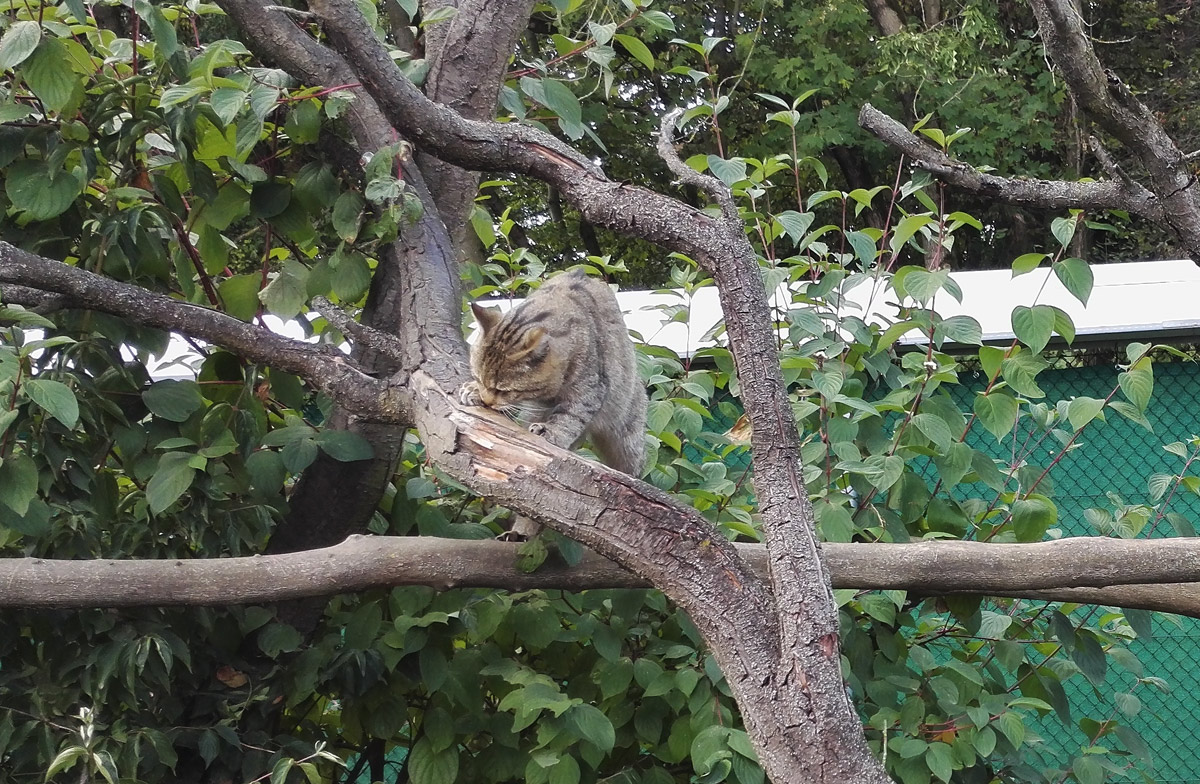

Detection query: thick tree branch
(9, 536), (1200, 618)
(312, 296), (407, 362)
(0, 241), (401, 420)
(255, 0), (892, 778)
(656, 108), (870, 778)
(858, 103), (1162, 219)
(418, 0), (537, 241)
(0, 283), (68, 312)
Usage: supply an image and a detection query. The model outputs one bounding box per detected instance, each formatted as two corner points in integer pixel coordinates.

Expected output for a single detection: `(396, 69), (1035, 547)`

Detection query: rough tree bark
(6, 535), (1200, 617)
(859, 0), (1200, 260)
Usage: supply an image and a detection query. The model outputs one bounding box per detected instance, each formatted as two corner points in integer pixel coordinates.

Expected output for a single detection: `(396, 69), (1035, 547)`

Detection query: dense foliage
(0, 0), (1194, 783)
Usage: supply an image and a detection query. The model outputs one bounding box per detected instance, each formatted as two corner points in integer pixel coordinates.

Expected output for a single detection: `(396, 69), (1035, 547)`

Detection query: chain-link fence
(951, 348), (1200, 783)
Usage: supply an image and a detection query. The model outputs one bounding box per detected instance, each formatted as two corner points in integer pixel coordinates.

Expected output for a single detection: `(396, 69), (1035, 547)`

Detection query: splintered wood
(451, 410), (552, 483)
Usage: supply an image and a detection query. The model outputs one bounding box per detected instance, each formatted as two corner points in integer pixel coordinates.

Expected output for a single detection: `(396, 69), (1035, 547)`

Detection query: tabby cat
(460, 268), (648, 488)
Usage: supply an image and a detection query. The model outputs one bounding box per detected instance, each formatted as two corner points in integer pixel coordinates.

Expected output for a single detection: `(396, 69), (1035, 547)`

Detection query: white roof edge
(113, 258), (1200, 377)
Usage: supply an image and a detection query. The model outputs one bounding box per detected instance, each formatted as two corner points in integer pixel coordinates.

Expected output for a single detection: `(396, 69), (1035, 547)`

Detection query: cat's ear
(470, 302), (503, 334)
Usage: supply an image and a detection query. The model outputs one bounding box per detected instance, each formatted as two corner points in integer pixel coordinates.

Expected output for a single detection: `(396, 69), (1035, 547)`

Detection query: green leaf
(775, 210), (815, 243)
(1047, 305), (1075, 345)
(899, 268), (948, 304)
(210, 87), (247, 125)
(541, 78), (583, 139)
(640, 10), (676, 31)
(315, 429), (374, 461)
(1114, 691), (1142, 718)
(614, 33), (655, 70)
(258, 622), (302, 657)
(911, 413), (952, 452)
(22, 38), (83, 112)
(1050, 214), (1078, 250)
(973, 391), (1018, 442)
(816, 501), (854, 543)
(146, 452), (200, 515)
(332, 191), (365, 242)
(44, 746), (88, 778)
(707, 155), (747, 186)
(690, 725), (731, 776)
(977, 345), (1005, 381)
(1053, 257), (1093, 305)
(1146, 472), (1174, 502)
(1010, 252), (1046, 277)
(0, 453), (38, 515)
(1108, 399), (1152, 431)
(932, 442), (972, 489)
(936, 315), (982, 346)
(219, 274), (262, 321)
(1118, 366), (1153, 411)
(1001, 351), (1047, 398)
(408, 737), (459, 784)
(259, 262), (309, 318)
(812, 368), (844, 399)
(1010, 305), (1054, 353)
(133, 0), (179, 58)
(874, 320), (916, 354)
(281, 437), (319, 473)
(1071, 632), (1107, 685)
(924, 742), (954, 783)
(566, 703), (615, 752)
(284, 99), (320, 144)
(1011, 496), (1056, 541)
(996, 711), (1025, 749)
(247, 450), (287, 493)
(343, 601), (383, 649)
(24, 378), (79, 427)
(1114, 724), (1152, 763)
(865, 454), (904, 491)
(1066, 396), (1105, 432)
(330, 250), (372, 302)
(144, 380), (205, 422)
(547, 756), (580, 784)
(419, 5), (457, 26)
(249, 182), (292, 219)
(0, 21), (41, 70)
(5, 159), (84, 220)
(889, 214), (934, 255)
(1071, 756), (1103, 784)
(269, 759), (293, 784)
(0, 409), (17, 441)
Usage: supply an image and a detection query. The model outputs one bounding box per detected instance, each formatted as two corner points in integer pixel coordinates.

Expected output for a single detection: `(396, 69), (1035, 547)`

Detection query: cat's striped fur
(460, 268), (647, 480)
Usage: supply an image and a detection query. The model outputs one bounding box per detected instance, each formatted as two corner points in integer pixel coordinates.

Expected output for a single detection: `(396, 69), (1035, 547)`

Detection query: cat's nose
(480, 389), (497, 406)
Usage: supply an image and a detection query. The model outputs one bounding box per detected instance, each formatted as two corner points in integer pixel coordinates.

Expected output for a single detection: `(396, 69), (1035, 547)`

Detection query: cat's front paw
(459, 380), (484, 407)
(528, 422), (548, 437)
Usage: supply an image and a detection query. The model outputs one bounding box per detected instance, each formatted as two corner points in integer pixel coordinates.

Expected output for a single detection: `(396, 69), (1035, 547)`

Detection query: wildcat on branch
(460, 268), (648, 536)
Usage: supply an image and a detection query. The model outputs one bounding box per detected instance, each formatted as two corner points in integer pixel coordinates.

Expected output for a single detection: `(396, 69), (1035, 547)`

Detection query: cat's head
(467, 302), (563, 409)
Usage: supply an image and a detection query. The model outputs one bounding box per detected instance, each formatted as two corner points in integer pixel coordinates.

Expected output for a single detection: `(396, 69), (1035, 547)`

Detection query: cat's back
(535, 270), (632, 361)
(529, 268), (624, 323)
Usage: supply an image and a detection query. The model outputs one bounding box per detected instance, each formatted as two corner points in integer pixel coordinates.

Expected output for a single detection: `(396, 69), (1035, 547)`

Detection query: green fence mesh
(953, 352), (1200, 783)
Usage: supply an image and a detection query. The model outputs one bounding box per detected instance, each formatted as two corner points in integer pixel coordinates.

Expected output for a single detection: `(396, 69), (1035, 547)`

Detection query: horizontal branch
(0, 241), (404, 420)
(857, 103), (1163, 221)
(6, 535), (1200, 617)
